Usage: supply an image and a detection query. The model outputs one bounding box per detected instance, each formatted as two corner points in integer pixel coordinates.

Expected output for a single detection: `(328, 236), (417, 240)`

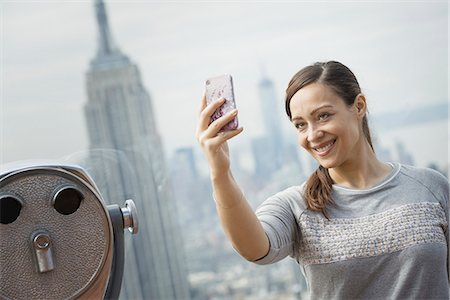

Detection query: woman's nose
(306, 126), (324, 142)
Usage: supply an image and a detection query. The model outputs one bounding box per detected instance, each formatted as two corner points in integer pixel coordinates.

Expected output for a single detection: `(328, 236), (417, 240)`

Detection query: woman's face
(289, 83), (364, 169)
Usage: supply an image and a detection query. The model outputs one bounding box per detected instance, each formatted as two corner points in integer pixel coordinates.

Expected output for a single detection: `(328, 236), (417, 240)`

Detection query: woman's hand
(196, 95), (243, 176)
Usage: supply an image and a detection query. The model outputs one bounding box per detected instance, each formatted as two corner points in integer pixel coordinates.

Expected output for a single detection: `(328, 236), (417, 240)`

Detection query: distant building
(170, 147), (214, 226)
(251, 136), (278, 178)
(374, 142), (394, 164)
(252, 73), (303, 181)
(83, 0), (190, 299)
(395, 140), (415, 166)
(257, 74), (285, 170)
(173, 148), (199, 178)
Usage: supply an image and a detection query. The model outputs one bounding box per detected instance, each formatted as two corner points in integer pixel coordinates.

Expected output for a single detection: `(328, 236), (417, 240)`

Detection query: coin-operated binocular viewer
(0, 164), (138, 299)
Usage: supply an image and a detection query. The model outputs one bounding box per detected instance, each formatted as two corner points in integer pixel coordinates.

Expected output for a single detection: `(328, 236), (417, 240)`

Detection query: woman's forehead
(290, 83), (343, 113)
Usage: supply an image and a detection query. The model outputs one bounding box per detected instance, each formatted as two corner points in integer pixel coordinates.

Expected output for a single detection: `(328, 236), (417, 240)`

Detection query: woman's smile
(312, 139), (336, 157)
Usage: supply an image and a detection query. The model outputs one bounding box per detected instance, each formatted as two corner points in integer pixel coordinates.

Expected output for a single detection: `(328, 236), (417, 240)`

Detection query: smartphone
(205, 74), (238, 131)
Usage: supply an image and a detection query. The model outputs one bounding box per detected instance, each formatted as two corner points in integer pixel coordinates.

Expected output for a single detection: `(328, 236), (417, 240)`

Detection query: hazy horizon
(2, 0), (448, 171)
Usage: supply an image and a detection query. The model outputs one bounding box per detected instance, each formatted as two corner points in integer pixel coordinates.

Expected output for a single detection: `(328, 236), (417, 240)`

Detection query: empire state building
(84, 1), (190, 299)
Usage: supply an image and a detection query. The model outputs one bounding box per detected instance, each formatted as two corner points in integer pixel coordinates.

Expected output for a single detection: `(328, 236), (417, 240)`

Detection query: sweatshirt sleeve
(253, 186), (304, 265)
(440, 176), (450, 284)
(426, 169), (450, 283)
(442, 178), (449, 284)
(445, 179), (449, 284)
(433, 171), (449, 284)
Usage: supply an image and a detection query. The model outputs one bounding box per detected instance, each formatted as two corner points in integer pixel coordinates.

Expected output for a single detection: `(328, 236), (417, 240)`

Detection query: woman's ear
(354, 94), (367, 119)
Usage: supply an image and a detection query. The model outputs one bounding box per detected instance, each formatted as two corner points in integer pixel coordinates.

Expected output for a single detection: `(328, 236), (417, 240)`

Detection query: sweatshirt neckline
(332, 162), (401, 193)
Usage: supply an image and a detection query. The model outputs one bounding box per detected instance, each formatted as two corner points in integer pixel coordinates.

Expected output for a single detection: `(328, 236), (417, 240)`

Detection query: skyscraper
(258, 73), (285, 170)
(252, 71), (305, 180)
(84, 1), (190, 299)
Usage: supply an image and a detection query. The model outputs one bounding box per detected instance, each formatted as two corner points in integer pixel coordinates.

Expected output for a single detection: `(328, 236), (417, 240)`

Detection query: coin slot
(52, 186), (83, 215)
(0, 195), (23, 224)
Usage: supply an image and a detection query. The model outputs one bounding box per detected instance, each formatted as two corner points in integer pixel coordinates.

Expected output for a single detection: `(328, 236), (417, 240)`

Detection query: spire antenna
(95, 0), (118, 57)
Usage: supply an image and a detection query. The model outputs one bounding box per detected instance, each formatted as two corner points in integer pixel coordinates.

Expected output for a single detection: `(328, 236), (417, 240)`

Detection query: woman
(196, 61), (449, 299)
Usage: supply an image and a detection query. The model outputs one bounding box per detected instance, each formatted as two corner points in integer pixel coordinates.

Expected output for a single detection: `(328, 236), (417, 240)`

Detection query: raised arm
(196, 95), (269, 261)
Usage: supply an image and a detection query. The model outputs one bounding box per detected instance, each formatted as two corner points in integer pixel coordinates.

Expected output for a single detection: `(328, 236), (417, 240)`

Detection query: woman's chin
(316, 158), (339, 170)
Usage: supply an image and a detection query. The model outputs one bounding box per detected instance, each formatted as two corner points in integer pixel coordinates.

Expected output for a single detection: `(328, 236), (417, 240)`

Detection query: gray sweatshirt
(254, 163), (449, 299)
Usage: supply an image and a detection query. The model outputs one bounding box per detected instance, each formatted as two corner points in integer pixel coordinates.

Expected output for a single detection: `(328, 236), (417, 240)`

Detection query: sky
(1, 0), (448, 171)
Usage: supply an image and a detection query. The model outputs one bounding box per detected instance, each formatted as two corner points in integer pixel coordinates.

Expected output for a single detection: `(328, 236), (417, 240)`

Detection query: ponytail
(362, 115), (374, 151)
(303, 166), (334, 218)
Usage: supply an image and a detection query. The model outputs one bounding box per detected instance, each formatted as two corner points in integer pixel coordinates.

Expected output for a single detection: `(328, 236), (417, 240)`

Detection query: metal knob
(31, 231), (55, 273)
(120, 199), (138, 234)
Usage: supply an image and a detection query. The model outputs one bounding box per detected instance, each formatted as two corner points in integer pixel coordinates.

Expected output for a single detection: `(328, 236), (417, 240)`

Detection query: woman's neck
(328, 143), (392, 190)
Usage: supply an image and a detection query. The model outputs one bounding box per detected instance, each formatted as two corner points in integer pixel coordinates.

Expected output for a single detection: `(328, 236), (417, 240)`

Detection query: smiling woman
(196, 60), (449, 299)
(285, 62), (379, 217)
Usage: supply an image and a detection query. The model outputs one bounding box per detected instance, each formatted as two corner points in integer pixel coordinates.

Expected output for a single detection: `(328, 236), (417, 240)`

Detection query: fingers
(197, 108), (243, 147)
(216, 127), (244, 142)
(198, 94), (207, 115)
(197, 97), (226, 133)
(196, 94), (243, 155)
(202, 127), (244, 153)
(204, 108), (238, 137)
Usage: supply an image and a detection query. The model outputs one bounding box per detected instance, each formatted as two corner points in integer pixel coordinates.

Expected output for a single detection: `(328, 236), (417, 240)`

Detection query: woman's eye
(318, 113), (330, 120)
(295, 122), (306, 130)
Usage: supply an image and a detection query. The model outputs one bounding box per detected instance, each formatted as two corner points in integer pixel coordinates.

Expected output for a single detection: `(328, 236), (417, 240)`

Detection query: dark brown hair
(285, 61), (374, 217)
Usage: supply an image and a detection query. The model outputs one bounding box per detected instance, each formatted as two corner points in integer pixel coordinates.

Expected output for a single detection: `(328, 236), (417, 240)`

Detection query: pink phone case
(205, 74), (238, 131)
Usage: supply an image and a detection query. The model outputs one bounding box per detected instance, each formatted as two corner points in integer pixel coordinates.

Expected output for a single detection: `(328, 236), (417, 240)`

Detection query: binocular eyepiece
(0, 164), (138, 300)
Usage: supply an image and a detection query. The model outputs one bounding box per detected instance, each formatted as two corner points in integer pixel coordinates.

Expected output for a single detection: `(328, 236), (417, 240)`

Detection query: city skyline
(2, 1), (448, 170)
